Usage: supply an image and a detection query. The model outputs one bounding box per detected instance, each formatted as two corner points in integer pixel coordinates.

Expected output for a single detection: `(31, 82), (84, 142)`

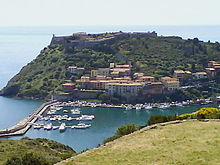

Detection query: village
(53, 60), (220, 102)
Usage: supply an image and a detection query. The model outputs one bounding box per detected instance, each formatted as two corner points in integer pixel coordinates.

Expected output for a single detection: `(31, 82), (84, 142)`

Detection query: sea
(0, 25), (220, 152)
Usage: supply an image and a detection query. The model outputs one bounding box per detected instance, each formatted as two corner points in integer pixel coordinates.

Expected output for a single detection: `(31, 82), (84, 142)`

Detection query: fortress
(50, 31), (157, 49)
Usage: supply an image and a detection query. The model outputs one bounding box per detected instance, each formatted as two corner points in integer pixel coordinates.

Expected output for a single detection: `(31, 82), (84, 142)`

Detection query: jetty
(0, 101), (54, 137)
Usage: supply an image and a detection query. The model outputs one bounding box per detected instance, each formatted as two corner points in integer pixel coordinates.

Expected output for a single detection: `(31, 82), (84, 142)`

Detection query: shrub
(148, 115), (177, 125)
(116, 124), (139, 137)
(177, 113), (193, 120)
(103, 124), (139, 144)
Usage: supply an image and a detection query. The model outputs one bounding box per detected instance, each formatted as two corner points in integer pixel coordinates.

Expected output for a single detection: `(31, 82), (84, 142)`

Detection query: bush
(177, 113), (193, 120)
(103, 124), (139, 144)
(5, 152), (50, 165)
(148, 115), (177, 125)
(116, 124), (139, 137)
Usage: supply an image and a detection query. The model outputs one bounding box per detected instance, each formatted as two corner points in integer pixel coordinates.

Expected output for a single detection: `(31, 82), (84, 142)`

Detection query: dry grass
(59, 120), (220, 165)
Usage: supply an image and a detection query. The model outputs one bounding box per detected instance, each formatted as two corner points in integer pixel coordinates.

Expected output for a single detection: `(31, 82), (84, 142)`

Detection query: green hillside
(0, 137), (75, 165)
(57, 120), (220, 165)
(1, 34), (220, 99)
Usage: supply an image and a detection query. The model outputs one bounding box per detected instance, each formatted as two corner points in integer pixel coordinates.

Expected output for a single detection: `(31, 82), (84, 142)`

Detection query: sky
(0, 0), (219, 26)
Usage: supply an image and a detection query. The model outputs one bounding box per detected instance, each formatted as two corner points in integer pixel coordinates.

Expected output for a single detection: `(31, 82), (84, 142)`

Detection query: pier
(0, 101), (54, 137)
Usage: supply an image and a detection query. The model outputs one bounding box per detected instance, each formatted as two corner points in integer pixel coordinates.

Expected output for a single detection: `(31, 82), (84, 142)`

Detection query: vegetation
(0, 45), (120, 99)
(0, 137), (75, 165)
(103, 124), (139, 144)
(147, 115), (177, 125)
(1, 34), (220, 100)
(147, 107), (220, 125)
(58, 120), (220, 165)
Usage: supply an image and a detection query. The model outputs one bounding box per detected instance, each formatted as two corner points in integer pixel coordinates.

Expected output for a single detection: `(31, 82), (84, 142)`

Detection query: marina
(0, 97), (215, 138)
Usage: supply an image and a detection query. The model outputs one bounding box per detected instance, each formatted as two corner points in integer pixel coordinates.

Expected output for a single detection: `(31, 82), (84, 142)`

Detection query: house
(193, 72), (208, 79)
(208, 61), (219, 68)
(137, 76), (155, 82)
(133, 72), (145, 79)
(91, 70), (98, 77)
(173, 70), (192, 80)
(62, 83), (75, 92)
(68, 66), (85, 74)
(105, 82), (143, 98)
(161, 77), (180, 90)
(206, 68), (216, 77)
(91, 68), (110, 77)
(142, 82), (164, 95)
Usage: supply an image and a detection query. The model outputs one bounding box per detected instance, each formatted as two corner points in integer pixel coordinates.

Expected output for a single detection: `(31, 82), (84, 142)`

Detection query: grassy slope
(0, 138), (75, 165)
(59, 120), (220, 165)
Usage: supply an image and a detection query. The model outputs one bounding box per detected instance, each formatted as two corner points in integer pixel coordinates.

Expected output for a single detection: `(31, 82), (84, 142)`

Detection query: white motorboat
(74, 123), (91, 129)
(44, 123), (52, 130)
(76, 115), (95, 121)
(33, 124), (43, 129)
(52, 126), (59, 130)
(59, 123), (66, 131)
(71, 109), (81, 115)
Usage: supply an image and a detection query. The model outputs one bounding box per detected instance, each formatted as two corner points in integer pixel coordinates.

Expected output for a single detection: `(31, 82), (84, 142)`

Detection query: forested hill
(1, 33), (220, 100)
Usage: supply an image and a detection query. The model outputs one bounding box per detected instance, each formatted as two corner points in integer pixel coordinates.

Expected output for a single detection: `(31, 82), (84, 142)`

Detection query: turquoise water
(0, 25), (220, 152)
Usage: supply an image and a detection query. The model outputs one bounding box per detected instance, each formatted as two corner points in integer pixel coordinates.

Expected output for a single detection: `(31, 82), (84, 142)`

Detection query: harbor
(0, 97), (215, 138)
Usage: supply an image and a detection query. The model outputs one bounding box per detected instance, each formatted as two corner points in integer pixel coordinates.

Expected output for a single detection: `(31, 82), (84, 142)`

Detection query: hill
(1, 32), (220, 99)
(0, 137), (75, 165)
(57, 120), (220, 165)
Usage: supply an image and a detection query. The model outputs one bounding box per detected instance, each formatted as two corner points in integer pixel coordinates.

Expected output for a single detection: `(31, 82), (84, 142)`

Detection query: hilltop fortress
(50, 31), (157, 49)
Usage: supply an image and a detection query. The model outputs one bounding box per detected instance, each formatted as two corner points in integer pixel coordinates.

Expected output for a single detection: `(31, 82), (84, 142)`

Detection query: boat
(44, 123), (52, 130)
(52, 126), (59, 130)
(125, 106), (132, 110)
(63, 110), (69, 113)
(59, 123), (66, 131)
(71, 108), (81, 114)
(144, 105), (152, 110)
(76, 115), (95, 121)
(56, 107), (63, 111)
(33, 124), (43, 129)
(73, 123), (91, 129)
(135, 106), (142, 110)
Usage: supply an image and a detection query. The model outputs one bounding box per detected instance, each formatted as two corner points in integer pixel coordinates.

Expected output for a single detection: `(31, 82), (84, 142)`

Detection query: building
(137, 76), (155, 82)
(142, 82), (164, 95)
(133, 72), (145, 79)
(91, 70), (98, 77)
(208, 61), (219, 68)
(206, 68), (216, 77)
(62, 83), (75, 92)
(193, 72), (208, 79)
(105, 82), (143, 98)
(98, 68), (110, 77)
(161, 77), (180, 91)
(68, 66), (85, 74)
(173, 70), (192, 80)
(91, 68), (110, 77)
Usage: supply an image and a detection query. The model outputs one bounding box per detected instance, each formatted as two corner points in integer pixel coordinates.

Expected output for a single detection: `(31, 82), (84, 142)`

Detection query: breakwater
(0, 101), (54, 137)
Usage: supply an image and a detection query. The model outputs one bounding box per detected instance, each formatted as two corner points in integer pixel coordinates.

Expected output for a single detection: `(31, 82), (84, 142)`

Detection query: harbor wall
(0, 101), (54, 137)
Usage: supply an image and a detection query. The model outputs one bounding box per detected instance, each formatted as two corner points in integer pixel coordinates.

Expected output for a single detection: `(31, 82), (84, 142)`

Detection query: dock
(0, 101), (54, 137)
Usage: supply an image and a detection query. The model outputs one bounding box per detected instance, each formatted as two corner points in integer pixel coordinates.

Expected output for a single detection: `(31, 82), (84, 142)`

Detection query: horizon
(0, 0), (219, 26)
